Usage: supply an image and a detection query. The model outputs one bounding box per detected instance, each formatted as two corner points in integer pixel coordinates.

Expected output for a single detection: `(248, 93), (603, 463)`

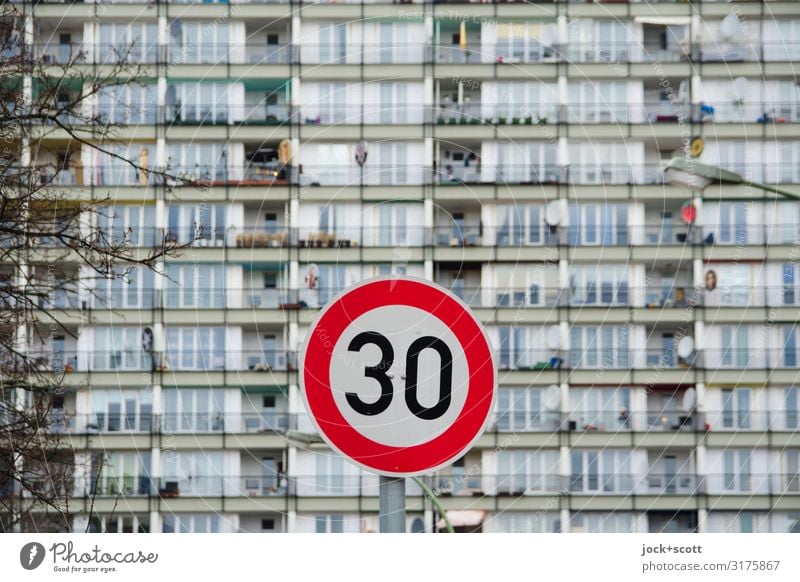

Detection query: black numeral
(344, 331), (453, 420)
(345, 331), (394, 416)
(405, 336), (453, 420)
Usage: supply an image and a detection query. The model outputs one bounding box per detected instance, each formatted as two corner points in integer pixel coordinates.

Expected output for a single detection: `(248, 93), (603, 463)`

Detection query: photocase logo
(20, 542), (46, 570)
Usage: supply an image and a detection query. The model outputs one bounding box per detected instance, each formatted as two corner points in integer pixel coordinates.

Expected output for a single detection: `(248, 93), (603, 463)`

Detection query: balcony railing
(15, 349), (298, 373)
(17, 471), (800, 501)
(16, 221), (800, 257)
(23, 38), (800, 67)
(15, 409), (800, 437)
(26, 162), (800, 187)
(33, 99), (800, 129)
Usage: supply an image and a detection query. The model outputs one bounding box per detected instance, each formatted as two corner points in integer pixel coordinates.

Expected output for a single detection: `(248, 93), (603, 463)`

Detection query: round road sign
(300, 277), (496, 477)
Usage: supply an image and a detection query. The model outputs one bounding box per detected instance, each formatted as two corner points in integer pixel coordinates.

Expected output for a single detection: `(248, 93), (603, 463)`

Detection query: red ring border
(301, 278), (496, 476)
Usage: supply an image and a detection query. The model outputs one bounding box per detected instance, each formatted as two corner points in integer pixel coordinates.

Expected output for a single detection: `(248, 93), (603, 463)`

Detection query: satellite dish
(677, 336), (695, 359)
(540, 24), (559, 47)
(543, 385), (561, 412)
(719, 14), (741, 41)
(682, 387), (697, 412)
(545, 200), (562, 226)
(690, 136), (705, 158)
(546, 325), (563, 350)
(732, 76), (750, 100)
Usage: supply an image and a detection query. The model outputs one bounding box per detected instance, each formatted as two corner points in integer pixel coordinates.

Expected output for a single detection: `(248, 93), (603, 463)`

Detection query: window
(781, 263), (800, 305)
(94, 266), (155, 309)
(721, 388), (752, 429)
(165, 327), (225, 370)
(90, 452), (151, 496)
(318, 23), (347, 64)
(705, 202), (752, 245)
(768, 81), (800, 122)
(786, 451), (800, 493)
(568, 82), (627, 123)
(98, 84), (157, 125)
(570, 326), (630, 369)
(95, 204), (156, 247)
(377, 23), (418, 64)
(166, 83), (233, 124)
(496, 204), (552, 246)
(317, 83), (347, 124)
(376, 203), (424, 246)
(89, 515), (149, 534)
(166, 203), (227, 246)
(315, 514), (345, 533)
(568, 204), (628, 246)
(94, 145), (155, 187)
(89, 388), (152, 432)
(97, 23), (158, 64)
(764, 20), (800, 61)
(570, 388), (631, 431)
(378, 82), (411, 124)
(487, 512), (560, 533)
(165, 264), (225, 308)
(493, 82), (558, 122)
(770, 202), (800, 246)
(163, 388), (226, 433)
(373, 143), (412, 186)
(786, 387), (799, 429)
(311, 264), (346, 305)
(497, 327), (550, 370)
(162, 452), (225, 496)
(497, 450), (560, 493)
(496, 387), (546, 431)
(706, 512), (769, 533)
(568, 144), (635, 184)
(571, 512), (634, 533)
(162, 514), (228, 533)
(494, 23), (556, 64)
(495, 143), (558, 184)
(315, 453), (346, 495)
(494, 265), (556, 307)
(568, 19), (628, 63)
(92, 328), (150, 371)
(719, 325), (750, 368)
(570, 449), (632, 493)
(722, 450), (752, 492)
(570, 265), (629, 306)
(170, 21), (229, 64)
(706, 264), (751, 306)
(167, 145), (228, 184)
(782, 326), (799, 367)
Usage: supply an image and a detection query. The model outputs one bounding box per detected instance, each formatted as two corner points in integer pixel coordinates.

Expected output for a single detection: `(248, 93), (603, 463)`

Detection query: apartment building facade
(4, 0), (800, 533)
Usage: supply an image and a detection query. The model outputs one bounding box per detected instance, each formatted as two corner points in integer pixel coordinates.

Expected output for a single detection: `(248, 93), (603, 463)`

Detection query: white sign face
(300, 277), (496, 477)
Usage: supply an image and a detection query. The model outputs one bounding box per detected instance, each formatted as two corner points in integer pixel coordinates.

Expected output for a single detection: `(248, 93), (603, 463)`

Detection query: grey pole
(379, 475), (406, 532)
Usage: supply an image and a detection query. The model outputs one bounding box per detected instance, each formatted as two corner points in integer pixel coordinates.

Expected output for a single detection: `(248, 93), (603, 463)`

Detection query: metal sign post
(379, 476), (406, 533)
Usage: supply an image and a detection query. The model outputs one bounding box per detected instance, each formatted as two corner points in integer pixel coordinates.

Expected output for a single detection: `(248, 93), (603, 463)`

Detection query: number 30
(345, 331), (453, 420)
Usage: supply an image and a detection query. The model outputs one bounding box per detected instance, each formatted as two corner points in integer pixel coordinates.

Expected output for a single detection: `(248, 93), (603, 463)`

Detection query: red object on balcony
(681, 202), (697, 224)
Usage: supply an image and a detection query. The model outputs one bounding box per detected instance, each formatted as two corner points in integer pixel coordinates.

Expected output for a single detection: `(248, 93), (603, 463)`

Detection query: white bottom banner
(1, 534), (798, 581)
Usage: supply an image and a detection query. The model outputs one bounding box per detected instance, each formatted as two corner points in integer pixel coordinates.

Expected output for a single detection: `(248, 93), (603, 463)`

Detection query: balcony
(301, 104), (430, 125)
(17, 349), (298, 373)
(165, 104), (292, 126)
(642, 474), (701, 496)
(33, 42), (87, 65)
(27, 412), (297, 435)
(60, 472), (796, 501)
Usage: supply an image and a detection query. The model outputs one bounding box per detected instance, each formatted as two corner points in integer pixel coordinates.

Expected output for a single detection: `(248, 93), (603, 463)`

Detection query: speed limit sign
(300, 277), (496, 477)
